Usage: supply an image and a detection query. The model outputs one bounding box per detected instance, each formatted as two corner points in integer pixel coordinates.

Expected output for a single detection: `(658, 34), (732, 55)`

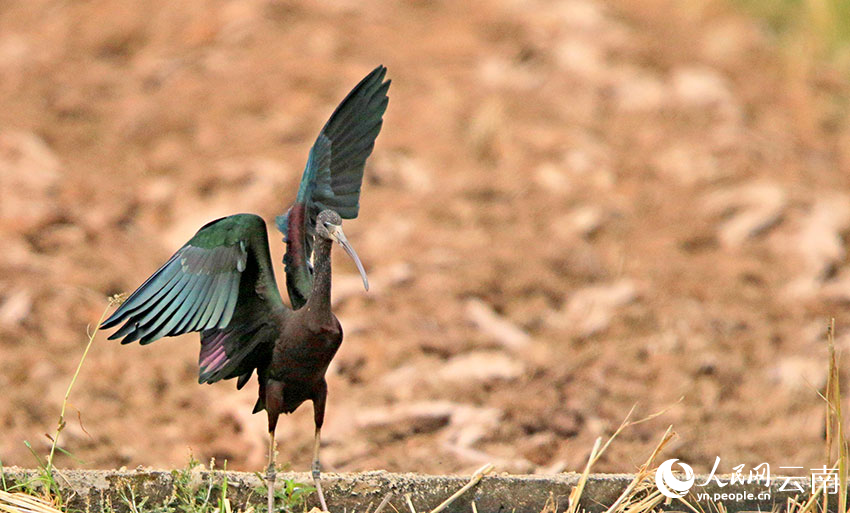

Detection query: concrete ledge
(0, 468), (821, 513)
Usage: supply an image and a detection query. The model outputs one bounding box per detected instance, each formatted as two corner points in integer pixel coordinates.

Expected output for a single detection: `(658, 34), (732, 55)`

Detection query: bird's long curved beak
(332, 227), (369, 291)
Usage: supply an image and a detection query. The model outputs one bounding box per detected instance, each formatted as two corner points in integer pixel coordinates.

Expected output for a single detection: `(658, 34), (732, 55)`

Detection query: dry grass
(564, 412), (684, 513)
(427, 464), (493, 513)
(0, 491), (63, 513)
(0, 297), (123, 511)
(555, 319), (850, 513)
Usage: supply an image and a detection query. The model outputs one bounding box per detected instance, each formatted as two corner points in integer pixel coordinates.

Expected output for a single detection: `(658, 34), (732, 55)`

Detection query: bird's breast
(271, 316), (342, 381)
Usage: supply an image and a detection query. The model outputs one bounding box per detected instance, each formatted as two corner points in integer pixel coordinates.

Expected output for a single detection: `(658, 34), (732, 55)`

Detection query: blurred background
(1, 0), (850, 476)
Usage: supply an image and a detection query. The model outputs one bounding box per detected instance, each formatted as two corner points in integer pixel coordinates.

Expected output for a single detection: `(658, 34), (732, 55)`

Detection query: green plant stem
(45, 301), (114, 477)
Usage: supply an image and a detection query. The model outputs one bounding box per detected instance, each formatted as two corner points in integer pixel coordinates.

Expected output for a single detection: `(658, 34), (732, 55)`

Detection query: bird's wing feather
(275, 65), (390, 309)
(102, 214), (285, 385)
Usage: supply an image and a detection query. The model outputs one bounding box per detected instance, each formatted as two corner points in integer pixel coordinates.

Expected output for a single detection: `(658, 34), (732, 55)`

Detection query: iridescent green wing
(102, 214), (285, 384)
(276, 65), (390, 309)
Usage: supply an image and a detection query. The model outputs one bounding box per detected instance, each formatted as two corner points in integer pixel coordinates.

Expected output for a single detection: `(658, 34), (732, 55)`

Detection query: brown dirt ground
(2, 0), (850, 477)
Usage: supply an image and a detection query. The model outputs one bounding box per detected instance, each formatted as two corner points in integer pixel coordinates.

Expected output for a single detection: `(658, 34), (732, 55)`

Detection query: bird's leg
(312, 427), (328, 512)
(312, 384), (329, 511)
(267, 429), (277, 513)
(265, 380), (284, 513)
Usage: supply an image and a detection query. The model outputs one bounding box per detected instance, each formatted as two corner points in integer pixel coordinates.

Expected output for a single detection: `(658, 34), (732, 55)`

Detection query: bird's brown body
(258, 237), (341, 433)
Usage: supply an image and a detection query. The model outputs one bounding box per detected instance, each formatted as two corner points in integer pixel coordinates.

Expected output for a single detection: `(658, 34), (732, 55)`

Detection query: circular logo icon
(655, 459), (695, 499)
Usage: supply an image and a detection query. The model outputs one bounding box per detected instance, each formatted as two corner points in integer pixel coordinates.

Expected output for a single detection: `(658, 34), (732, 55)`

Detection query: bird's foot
(311, 464), (329, 512)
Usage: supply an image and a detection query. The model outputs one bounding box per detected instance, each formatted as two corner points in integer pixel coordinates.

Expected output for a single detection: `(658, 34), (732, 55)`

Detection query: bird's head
(316, 209), (369, 291)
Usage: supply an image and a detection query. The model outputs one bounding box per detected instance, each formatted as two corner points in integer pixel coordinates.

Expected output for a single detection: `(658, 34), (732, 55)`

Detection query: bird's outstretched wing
(102, 214), (286, 385)
(276, 65), (390, 309)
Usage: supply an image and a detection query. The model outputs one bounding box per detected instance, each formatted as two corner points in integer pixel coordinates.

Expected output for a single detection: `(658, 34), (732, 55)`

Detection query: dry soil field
(2, 0), (850, 477)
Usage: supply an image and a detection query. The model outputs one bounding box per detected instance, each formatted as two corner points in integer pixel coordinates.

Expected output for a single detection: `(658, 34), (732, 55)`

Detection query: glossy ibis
(101, 66), (390, 512)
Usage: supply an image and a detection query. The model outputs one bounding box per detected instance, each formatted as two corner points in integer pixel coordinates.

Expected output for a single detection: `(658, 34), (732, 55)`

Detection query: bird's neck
(306, 237), (334, 313)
